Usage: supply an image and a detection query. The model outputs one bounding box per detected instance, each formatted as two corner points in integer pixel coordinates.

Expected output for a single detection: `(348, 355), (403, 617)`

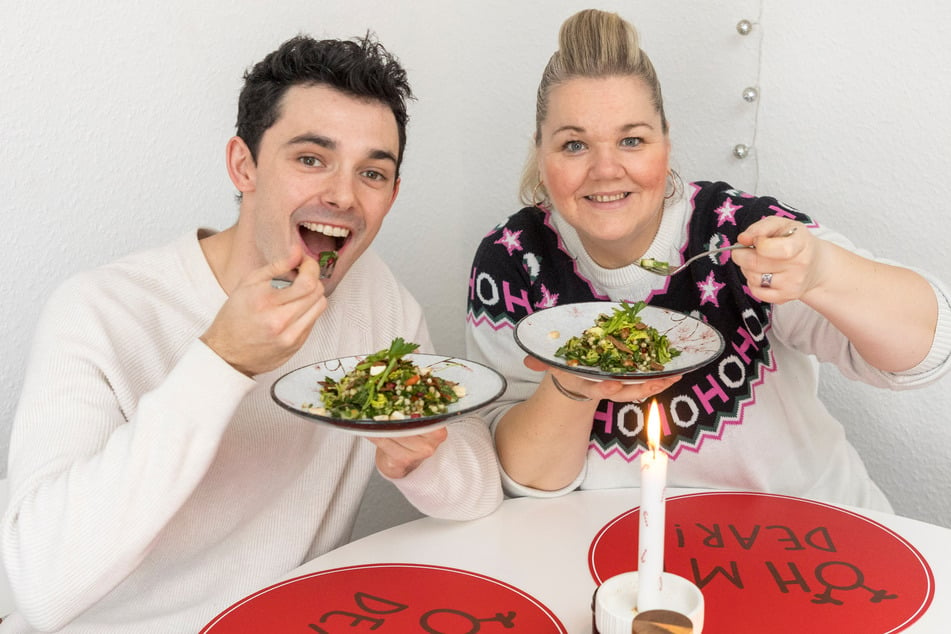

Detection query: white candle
(637, 399), (668, 612)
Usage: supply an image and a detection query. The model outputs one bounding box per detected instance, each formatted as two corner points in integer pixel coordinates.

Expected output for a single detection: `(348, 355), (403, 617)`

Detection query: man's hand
(369, 427), (449, 479)
(201, 248), (327, 376)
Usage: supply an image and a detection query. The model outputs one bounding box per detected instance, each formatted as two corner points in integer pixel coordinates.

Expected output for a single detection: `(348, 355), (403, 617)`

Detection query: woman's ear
(225, 136), (256, 194)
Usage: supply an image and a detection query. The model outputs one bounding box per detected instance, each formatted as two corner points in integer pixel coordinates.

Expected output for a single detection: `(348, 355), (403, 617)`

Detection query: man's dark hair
(236, 33), (414, 174)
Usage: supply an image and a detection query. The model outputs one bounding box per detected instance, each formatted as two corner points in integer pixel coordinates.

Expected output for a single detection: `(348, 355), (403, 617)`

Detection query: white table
(266, 489), (951, 633)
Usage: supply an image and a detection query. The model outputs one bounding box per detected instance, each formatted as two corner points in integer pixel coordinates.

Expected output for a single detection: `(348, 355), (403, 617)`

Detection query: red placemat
(588, 492), (933, 633)
(201, 563), (567, 633)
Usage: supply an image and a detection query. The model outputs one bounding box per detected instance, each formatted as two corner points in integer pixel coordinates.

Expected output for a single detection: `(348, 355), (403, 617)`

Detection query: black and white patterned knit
(466, 181), (951, 510)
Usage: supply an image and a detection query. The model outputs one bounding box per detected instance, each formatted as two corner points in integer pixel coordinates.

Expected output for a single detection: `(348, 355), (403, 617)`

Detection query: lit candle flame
(646, 399), (661, 453)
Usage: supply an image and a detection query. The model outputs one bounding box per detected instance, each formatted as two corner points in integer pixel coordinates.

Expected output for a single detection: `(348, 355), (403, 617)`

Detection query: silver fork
(636, 226), (797, 276)
(271, 252), (338, 288)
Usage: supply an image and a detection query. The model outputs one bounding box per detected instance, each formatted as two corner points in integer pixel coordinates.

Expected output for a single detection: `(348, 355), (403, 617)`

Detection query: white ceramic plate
(271, 354), (507, 437)
(514, 302), (725, 383)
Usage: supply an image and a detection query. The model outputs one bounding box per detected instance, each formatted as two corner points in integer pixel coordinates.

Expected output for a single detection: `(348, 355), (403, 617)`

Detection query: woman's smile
(538, 75), (670, 267)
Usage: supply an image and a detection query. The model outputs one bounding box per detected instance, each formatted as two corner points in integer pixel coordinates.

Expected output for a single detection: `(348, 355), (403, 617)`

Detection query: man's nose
(323, 169), (355, 210)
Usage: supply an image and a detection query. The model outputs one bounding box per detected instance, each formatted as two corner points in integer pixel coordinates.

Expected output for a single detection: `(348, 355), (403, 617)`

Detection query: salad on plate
(306, 338), (466, 421)
(555, 301), (681, 373)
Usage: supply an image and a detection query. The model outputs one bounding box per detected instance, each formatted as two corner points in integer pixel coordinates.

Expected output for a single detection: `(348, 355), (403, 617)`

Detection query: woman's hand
(733, 216), (937, 372)
(732, 218), (824, 304)
(493, 355), (682, 492)
(523, 355), (681, 403)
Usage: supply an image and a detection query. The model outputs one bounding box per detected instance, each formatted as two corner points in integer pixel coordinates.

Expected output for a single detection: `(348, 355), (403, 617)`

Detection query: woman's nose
(589, 147), (625, 179)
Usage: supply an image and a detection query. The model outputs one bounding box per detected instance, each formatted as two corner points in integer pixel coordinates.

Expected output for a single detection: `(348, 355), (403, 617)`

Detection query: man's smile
(299, 222), (350, 258)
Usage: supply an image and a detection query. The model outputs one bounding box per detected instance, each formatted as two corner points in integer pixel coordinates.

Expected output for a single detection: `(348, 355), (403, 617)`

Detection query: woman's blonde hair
(519, 9), (669, 206)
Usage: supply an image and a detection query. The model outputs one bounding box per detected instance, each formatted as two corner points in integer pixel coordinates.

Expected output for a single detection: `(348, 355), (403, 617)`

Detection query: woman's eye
(299, 156), (323, 167)
(620, 137), (642, 148)
(563, 140), (586, 153)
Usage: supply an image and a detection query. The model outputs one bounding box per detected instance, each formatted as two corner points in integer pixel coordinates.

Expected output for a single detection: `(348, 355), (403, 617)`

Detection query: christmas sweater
(466, 181), (951, 511)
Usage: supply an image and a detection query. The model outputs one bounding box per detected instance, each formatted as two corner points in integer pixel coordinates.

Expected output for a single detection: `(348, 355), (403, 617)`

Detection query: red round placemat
(588, 492), (933, 633)
(202, 563), (567, 633)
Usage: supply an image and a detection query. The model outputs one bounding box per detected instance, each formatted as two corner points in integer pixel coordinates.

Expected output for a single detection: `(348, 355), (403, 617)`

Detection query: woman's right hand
(523, 355), (681, 404)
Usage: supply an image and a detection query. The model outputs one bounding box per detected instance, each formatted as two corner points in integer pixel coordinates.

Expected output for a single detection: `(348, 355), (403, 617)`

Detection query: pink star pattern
(697, 270), (726, 307)
(494, 227), (524, 256)
(714, 199), (741, 227)
(536, 284), (559, 309)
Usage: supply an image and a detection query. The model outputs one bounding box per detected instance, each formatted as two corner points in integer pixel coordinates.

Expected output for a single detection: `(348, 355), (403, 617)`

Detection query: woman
(465, 9), (951, 512)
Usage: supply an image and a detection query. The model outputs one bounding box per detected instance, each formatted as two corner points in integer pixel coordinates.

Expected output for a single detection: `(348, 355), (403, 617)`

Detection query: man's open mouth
(299, 222), (349, 257)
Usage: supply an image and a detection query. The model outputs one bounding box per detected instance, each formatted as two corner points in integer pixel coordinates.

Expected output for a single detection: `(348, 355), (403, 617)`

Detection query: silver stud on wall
(732, 6), (765, 193)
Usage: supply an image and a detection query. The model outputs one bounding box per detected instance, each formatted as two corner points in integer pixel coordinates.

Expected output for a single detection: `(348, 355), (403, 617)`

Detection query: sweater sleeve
(385, 415), (503, 520)
(464, 211), (548, 428)
(380, 278), (503, 520)
(772, 224), (951, 388)
(1, 284), (255, 630)
(464, 210), (593, 498)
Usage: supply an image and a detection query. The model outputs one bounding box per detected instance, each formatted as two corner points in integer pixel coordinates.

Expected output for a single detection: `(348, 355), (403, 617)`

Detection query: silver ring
(549, 374), (591, 401)
(760, 272), (773, 288)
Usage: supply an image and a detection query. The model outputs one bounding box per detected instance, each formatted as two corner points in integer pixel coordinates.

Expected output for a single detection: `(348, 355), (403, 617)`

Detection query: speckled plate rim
(271, 353), (507, 437)
(514, 302), (725, 384)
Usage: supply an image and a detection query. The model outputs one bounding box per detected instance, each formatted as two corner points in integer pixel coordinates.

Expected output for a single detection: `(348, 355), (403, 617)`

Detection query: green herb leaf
(318, 251), (338, 267)
(359, 338), (419, 416)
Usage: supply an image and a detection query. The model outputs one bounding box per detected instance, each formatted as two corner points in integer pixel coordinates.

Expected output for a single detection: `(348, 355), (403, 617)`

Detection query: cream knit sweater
(1, 231), (502, 632)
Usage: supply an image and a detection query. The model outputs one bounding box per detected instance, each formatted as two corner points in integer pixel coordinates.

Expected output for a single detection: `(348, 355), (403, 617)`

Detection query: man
(1, 34), (501, 632)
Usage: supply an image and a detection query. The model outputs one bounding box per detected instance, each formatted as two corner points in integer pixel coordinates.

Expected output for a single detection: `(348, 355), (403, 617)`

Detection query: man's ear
(389, 177), (401, 207)
(226, 136), (256, 194)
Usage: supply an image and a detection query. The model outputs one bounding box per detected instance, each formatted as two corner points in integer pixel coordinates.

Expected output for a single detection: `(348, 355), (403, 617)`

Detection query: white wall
(2, 1), (950, 535)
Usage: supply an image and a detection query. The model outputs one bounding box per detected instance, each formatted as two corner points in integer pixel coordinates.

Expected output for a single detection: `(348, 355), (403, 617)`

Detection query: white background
(2, 1), (949, 535)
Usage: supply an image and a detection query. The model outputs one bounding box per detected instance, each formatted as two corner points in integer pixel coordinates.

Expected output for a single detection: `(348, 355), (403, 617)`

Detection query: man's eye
(563, 140), (586, 153)
(299, 156), (322, 167)
(620, 137), (642, 148)
(361, 170), (387, 182)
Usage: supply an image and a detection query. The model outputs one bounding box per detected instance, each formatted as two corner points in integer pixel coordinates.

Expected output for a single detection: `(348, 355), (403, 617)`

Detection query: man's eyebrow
(287, 134), (397, 165)
(288, 134), (335, 149)
(368, 148), (398, 165)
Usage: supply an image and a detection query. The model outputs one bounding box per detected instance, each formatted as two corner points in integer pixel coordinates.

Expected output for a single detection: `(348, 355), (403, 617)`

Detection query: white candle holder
(594, 571), (704, 634)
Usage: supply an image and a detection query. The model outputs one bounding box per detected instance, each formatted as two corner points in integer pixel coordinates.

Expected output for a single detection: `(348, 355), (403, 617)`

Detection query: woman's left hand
(732, 217), (823, 304)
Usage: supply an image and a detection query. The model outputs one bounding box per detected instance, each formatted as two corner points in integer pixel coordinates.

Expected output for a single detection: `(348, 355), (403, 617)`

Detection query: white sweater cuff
(385, 416), (502, 520)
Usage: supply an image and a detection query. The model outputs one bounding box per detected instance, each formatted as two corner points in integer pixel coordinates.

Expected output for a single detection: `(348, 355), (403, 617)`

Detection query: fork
(271, 252), (337, 288)
(636, 227), (797, 276)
